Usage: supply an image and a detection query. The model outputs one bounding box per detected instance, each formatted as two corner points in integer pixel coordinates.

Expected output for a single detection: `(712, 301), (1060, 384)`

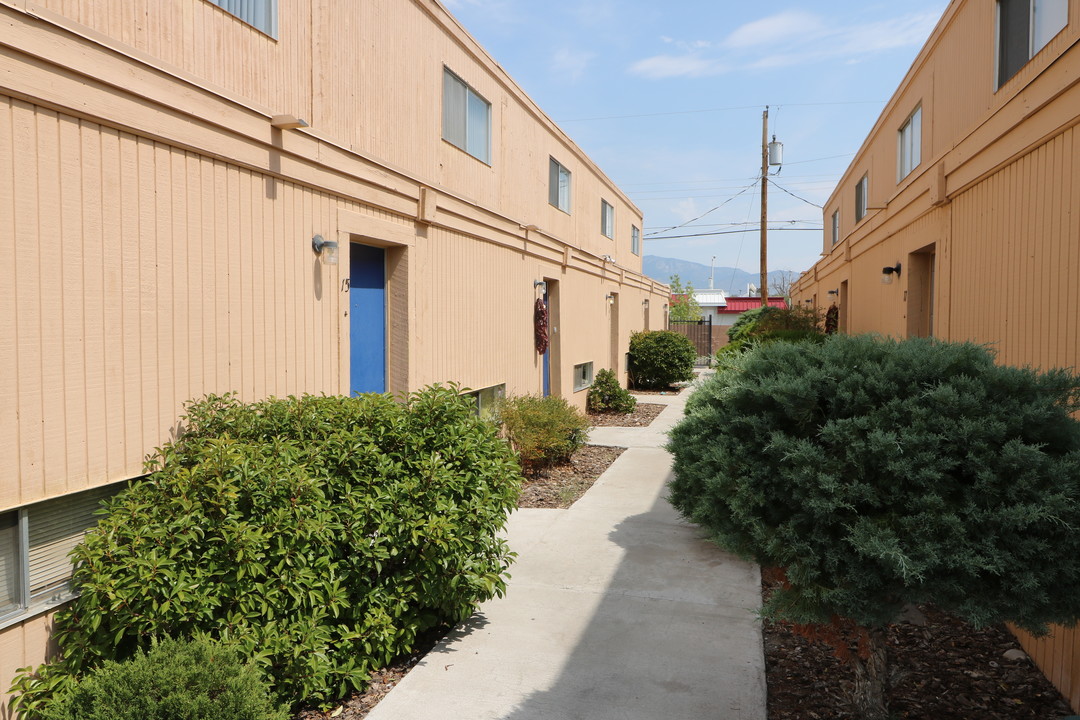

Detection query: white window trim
(573, 362), (594, 392)
(442, 68), (492, 165)
(0, 486), (119, 631)
(897, 105), (922, 182)
(855, 175), (868, 223)
(601, 200), (614, 239)
(205, 0), (278, 37)
(549, 158), (572, 213)
(996, 0), (1069, 89)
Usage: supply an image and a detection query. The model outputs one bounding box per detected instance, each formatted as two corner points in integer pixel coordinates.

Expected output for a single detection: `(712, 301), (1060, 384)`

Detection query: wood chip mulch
(517, 445), (626, 509)
(762, 570), (1075, 719)
(587, 402), (666, 427)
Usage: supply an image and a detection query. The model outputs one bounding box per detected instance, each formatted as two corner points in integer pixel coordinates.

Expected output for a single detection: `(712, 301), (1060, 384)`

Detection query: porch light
(534, 279), (547, 294)
(881, 263), (901, 285)
(827, 289), (839, 296)
(606, 293), (615, 305)
(643, 299), (650, 310)
(312, 234), (339, 265)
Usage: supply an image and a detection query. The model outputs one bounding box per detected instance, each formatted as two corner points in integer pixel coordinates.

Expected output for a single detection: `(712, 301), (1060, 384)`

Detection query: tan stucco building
(792, 0), (1080, 708)
(0, 0), (669, 709)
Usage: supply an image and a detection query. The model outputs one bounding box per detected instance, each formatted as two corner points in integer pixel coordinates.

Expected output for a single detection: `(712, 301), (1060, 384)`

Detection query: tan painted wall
(792, 0), (1080, 709)
(0, 0), (668, 703)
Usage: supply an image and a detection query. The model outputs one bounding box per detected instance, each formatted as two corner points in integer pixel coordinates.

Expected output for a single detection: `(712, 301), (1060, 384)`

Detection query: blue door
(542, 291), (551, 397)
(350, 244), (386, 395)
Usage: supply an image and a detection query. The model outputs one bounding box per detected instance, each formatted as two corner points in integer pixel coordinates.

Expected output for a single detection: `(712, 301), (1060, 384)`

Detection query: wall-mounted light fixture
(804, 298), (814, 304)
(643, 299), (650, 310)
(270, 114), (309, 130)
(605, 293), (615, 305)
(827, 289), (839, 296)
(601, 254), (615, 263)
(312, 234), (339, 265)
(881, 262), (902, 285)
(534, 279), (547, 294)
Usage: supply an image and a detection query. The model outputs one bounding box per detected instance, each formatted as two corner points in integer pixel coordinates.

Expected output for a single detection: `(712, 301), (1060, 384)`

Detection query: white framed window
(464, 383), (505, 419)
(997, 0), (1069, 88)
(442, 68), (492, 164)
(631, 225), (641, 256)
(855, 175), (868, 222)
(897, 106), (922, 181)
(601, 200), (615, 238)
(206, 0), (277, 37)
(830, 210), (840, 246)
(549, 158), (572, 213)
(573, 362), (594, 392)
(0, 486), (119, 629)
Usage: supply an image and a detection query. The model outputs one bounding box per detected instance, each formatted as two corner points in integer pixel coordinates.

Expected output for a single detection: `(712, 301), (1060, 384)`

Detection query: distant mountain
(643, 256), (796, 295)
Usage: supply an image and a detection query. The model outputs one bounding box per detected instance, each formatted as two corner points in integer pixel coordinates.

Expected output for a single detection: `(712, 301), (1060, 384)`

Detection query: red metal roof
(718, 297), (788, 313)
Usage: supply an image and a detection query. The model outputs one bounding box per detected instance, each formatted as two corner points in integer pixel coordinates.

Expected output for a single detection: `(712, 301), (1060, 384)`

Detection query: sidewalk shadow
(498, 485), (765, 720)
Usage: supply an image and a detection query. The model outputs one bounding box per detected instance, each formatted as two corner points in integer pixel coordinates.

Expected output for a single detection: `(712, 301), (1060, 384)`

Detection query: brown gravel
(587, 402), (666, 427)
(762, 569), (1075, 719)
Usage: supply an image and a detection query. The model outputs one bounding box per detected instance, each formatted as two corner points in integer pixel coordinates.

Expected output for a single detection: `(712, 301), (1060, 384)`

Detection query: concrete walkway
(365, 385), (766, 720)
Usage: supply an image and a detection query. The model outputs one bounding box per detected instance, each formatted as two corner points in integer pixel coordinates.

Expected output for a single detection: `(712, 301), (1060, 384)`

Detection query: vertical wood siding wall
(791, 0), (1080, 709)
(1, 97), (343, 510)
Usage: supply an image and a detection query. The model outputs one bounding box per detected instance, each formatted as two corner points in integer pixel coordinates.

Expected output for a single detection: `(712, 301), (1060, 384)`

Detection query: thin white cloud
(630, 9), (943, 79)
(629, 54), (729, 79)
(722, 11), (825, 49)
(551, 47), (596, 82)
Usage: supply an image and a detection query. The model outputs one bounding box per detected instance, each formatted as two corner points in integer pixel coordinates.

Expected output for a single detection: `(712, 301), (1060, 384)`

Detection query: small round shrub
(587, 368), (637, 414)
(627, 330), (696, 390)
(13, 385), (522, 715)
(497, 394), (589, 472)
(42, 637), (286, 720)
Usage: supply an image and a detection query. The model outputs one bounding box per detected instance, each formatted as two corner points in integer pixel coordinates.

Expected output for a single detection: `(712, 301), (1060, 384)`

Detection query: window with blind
(206, 0), (278, 37)
(549, 158), (572, 213)
(442, 68), (492, 164)
(0, 486), (118, 628)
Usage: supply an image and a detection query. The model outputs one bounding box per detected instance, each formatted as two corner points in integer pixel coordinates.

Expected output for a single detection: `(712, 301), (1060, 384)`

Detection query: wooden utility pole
(760, 107), (769, 308)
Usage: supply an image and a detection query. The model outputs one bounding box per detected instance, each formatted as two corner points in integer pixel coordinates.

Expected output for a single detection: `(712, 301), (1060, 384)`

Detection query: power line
(643, 180), (759, 237)
(644, 219), (822, 230)
(558, 100), (886, 124)
(647, 226), (823, 242)
(768, 178), (824, 209)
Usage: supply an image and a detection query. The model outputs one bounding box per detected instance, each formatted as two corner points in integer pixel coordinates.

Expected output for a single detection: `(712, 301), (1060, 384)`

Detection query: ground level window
(573, 362), (594, 392)
(0, 485), (120, 629)
(464, 383), (506, 419)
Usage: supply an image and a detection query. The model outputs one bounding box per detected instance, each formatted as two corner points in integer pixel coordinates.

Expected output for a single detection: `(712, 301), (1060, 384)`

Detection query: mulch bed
(629, 386), (685, 396)
(762, 570), (1075, 719)
(517, 445), (626, 509)
(587, 402), (666, 427)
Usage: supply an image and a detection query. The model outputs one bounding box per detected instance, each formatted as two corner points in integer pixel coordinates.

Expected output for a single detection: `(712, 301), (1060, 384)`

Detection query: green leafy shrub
(40, 637), (285, 720)
(726, 304), (821, 344)
(497, 394), (589, 472)
(12, 386), (522, 715)
(668, 335), (1080, 718)
(627, 330), (696, 390)
(587, 369), (637, 414)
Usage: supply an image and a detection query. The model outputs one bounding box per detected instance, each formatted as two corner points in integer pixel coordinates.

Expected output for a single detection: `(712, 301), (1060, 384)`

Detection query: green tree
(667, 335), (1080, 719)
(668, 274), (703, 322)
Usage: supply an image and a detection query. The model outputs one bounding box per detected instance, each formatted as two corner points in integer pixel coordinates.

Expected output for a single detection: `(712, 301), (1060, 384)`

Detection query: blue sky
(442, 0), (951, 276)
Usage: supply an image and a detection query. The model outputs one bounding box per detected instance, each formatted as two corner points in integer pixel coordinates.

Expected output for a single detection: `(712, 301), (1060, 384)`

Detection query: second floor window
(443, 68), (492, 164)
(831, 210), (840, 246)
(855, 175), (868, 223)
(631, 226), (641, 255)
(897, 106), (922, 181)
(207, 0), (277, 37)
(549, 158), (572, 212)
(601, 200), (614, 238)
(997, 0), (1069, 88)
